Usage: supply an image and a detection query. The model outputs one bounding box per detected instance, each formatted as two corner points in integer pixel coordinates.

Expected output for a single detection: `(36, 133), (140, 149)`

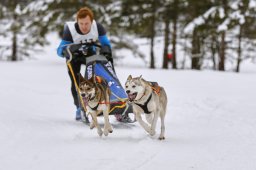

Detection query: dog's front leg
(89, 122), (95, 129)
(91, 112), (103, 137)
(159, 113), (165, 140)
(89, 113), (95, 129)
(149, 112), (159, 136)
(102, 109), (112, 136)
(145, 114), (153, 124)
(135, 112), (151, 134)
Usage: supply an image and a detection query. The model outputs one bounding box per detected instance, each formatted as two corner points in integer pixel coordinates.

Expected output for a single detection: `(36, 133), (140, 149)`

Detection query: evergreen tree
(0, 1), (29, 61)
(183, 0), (214, 70)
(221, 0), (256, 72)
(0, 0), (52, 61)
(120, 0), (162, 68)
(160, 0), (185, 69)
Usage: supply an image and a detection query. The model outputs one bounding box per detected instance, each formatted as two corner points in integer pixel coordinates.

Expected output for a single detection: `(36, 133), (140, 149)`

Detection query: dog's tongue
(128, 94), (136, 101)
(82, 97), (88, 106)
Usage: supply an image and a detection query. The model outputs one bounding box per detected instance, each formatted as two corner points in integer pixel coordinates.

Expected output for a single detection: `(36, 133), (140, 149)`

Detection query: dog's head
(125, 75), (146, 102)
(79, 74), (96, 101)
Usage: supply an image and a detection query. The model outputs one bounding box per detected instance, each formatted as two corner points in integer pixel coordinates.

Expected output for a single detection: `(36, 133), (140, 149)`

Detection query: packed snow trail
(0, 56), (256, 170)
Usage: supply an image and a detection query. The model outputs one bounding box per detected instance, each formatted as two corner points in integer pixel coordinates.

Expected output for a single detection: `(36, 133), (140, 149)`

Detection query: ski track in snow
(0, 56), (256, 170)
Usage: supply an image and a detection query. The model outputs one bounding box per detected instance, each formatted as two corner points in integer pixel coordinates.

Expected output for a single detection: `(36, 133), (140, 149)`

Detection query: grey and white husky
(79, 74), (113, 137)
(125, 75), (168, 140)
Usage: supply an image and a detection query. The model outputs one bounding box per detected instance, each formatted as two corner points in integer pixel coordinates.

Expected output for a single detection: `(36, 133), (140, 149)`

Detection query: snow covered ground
(1, 35), (256, 170)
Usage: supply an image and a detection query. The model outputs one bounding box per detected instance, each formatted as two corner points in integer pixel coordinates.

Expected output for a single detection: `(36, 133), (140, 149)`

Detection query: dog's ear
(90, 73), (97, 83)
(88, 76), (94, 83)
(79, 73), (85, 82)
(127, 75), (132, 81)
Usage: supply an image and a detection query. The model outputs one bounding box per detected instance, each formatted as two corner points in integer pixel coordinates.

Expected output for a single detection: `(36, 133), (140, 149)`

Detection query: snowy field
(1, 36), (256, 170)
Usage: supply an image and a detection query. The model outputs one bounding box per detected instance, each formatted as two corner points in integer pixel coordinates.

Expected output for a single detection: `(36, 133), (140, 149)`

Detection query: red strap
(98, 101), (126, 104)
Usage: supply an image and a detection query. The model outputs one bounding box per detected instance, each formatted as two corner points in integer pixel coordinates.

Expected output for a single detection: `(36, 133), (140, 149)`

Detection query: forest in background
(0, 0), (255, 72)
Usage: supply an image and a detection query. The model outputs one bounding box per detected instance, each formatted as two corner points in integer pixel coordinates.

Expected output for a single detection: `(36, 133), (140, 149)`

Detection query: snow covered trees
(0, 0), (86, 61)
(0, 0), (49, 61)
(183, 0), (256, 72)
(0, 0), (255, 72)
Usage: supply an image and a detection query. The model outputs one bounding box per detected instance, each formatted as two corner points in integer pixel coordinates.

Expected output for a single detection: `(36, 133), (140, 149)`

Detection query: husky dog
(79, 74), (113, 137)
(125, 75), (167, 140)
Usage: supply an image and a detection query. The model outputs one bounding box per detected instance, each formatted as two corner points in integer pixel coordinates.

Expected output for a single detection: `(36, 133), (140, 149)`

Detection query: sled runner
(64, 42), (133, 123)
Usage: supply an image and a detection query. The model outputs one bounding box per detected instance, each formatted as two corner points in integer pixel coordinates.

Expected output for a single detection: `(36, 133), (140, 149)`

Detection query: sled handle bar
(65, 42), (102, 62)
(63, 42), (102, 49)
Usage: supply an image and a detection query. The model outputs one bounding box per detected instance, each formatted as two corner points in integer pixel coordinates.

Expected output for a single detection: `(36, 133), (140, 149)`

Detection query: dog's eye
(132, 85), (136, 88)
(125, 85), (128, 88)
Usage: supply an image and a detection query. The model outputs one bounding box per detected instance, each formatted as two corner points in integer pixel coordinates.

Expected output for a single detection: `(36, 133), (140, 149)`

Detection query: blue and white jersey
(57, 20), (111, 57)
(66, 20), (99, 43)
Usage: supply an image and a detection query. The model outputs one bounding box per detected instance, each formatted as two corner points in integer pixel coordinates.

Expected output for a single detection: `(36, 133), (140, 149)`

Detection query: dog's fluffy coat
(79, 74), (113, 137)
(125, 75), (167, 140)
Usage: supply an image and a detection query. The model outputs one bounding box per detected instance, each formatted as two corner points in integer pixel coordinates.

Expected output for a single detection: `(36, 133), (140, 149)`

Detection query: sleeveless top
(66, 20), (99, 43)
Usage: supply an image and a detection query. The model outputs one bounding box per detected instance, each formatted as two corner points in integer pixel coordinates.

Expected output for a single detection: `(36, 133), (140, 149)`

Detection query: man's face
(78, 15), (92, 34)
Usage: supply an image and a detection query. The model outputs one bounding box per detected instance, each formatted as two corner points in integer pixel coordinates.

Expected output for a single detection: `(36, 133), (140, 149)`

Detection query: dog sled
(65, 42), (133, 123)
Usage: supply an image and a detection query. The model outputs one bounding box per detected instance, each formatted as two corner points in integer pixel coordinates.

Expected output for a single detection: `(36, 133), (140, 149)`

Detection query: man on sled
(57, 7), (133, 123)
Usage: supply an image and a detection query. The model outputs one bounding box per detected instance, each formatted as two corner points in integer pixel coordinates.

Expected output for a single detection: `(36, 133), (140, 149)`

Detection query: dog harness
(133, 81), (161, 114)
(150, 82), (161, 95)
(87, 79), (105, 111)
(134, 93), (152, 114)
(87, 94), (100, 111)
(88, 102), (99, 111)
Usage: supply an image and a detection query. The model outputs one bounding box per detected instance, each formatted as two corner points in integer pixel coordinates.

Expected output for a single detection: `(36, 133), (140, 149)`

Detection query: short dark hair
(76, 7), (94, 22)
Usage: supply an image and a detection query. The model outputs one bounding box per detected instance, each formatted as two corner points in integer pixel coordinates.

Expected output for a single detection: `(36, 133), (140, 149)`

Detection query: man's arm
(57, 25), (73, 58)
(99, 35), (111, 48)
(97, 22), (111, 47)
(97, 23), (112, 60)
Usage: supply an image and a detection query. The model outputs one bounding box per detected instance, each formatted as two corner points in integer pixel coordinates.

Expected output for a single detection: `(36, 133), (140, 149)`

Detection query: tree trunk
(11, 14), (18, 61)
(181, 36), (188, 69)
(172, 15), (177, 69)
(171, 0), (178, 69)
(236, 25), (243, 73)
(191, 29), (201, 70)
(162, 17), (170, 69)
(219, 0), (228, 71)
(149, 2), (156, 69)
(210, 34), (217, 70)
(219, 31), (225, 71)
(11, 32), (17, 61)
(150, 29), (155, 69)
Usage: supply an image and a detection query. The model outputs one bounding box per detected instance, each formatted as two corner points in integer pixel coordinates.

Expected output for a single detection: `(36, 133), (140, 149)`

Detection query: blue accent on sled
(88, 61), (128, 102)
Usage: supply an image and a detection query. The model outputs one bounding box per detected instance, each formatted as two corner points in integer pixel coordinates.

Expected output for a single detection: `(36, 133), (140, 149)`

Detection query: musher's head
(76, 7), (94, 34)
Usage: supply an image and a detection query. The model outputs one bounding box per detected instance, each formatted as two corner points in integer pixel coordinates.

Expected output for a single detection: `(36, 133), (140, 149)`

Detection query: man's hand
(63, 48), (71, 60)
(100, 45), (112, 60)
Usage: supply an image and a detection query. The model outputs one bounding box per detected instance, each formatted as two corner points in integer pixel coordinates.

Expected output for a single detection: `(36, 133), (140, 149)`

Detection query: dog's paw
(149, 129), (156, 136)
(103, 130), (109, 136)
(90, 123), (95, 129)
(158, 136), (165, 140)
(108, 127), (113, 133)
(97, 130), (103, 137)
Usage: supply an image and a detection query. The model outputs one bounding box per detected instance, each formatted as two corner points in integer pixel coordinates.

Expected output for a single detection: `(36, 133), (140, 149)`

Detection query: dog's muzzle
(127, 92), (137, 102)
(81, 93), (89, 105)
(82, 96), (88, 106)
